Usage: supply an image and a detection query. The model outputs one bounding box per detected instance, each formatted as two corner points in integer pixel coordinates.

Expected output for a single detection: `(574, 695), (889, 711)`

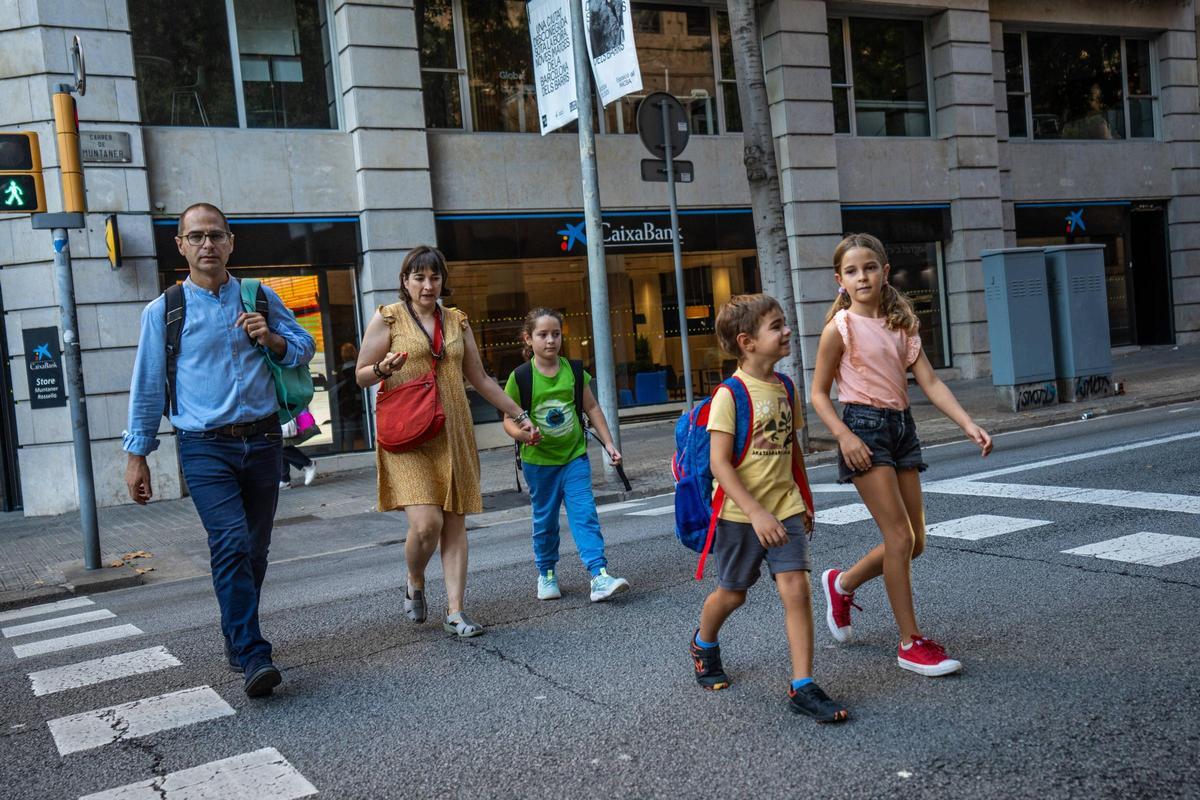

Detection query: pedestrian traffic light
(53, 92), (87, 213)
(0, 132), (47, 214)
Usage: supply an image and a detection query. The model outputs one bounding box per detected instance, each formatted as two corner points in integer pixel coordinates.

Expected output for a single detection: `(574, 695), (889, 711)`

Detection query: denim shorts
(836, 403), (927, 484)
(713, 514), (810, 591)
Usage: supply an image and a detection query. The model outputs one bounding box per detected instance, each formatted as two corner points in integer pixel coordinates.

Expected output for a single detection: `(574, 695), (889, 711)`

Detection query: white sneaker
(537, 570), (561, 600)
(589, 569), (629, 602)
(278, 481), (291, 490)
(302, 461), (318, 486)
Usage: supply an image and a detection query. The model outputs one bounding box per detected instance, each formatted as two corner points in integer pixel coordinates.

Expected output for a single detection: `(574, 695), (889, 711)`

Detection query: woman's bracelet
(513, 410), (530, 424)
(372, 361), (392, 380)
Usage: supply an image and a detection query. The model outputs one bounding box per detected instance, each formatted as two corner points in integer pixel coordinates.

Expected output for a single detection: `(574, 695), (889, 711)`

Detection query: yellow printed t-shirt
(707, 369), (808, 523)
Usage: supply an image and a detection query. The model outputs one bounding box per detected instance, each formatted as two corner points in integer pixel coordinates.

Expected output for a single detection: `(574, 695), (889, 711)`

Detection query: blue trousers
(523, 455), (607, 576)
(178, 430), (281, 671)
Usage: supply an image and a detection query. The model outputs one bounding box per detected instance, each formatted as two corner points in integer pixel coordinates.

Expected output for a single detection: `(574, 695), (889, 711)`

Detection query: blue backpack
(671, 373), (814, 579)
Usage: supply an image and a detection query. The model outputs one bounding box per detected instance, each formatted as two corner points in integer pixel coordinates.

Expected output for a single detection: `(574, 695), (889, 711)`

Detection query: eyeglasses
(180, 230), (232, 246)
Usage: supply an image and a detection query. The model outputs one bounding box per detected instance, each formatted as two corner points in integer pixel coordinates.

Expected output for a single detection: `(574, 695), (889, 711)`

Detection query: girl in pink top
(811, 233), (993, 678)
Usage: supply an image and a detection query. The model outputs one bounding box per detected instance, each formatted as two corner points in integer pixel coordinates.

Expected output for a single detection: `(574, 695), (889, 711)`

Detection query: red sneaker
(821, 569), (860, 643)
(897, 636), (962, 676)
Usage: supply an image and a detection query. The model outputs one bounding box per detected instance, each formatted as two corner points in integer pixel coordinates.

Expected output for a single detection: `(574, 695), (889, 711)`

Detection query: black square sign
(22, 326), (66, 409)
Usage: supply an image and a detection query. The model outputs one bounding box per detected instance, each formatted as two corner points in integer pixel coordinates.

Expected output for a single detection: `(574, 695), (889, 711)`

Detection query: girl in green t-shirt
(503, 308), (630, 603)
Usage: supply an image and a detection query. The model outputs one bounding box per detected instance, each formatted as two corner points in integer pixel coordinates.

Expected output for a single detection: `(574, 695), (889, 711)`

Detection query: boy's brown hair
(715, 293), (784, 358)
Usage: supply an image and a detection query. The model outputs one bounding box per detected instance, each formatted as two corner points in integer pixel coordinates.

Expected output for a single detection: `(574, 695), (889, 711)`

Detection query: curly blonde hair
(824, 233), (919, 335)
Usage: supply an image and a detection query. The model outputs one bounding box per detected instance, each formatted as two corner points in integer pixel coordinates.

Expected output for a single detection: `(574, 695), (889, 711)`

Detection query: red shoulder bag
(375, 305), (446, 453)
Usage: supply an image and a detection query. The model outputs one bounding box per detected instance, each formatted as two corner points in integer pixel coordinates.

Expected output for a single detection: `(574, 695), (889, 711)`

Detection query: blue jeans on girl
(523, 455), (607, 576)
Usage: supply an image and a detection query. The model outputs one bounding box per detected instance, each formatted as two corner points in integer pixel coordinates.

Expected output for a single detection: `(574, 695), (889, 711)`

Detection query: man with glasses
(122, 202), (315, 698)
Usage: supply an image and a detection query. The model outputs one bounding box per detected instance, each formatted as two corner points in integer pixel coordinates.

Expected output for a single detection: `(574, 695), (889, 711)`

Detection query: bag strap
(776, 371), (815, 515)
(569, 358), (586, 430)
(514, 361), (533, 412)
(163, 283), (185, 417)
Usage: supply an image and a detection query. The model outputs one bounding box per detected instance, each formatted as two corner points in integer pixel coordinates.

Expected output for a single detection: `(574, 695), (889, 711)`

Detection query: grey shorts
(713, 514), (811, 591)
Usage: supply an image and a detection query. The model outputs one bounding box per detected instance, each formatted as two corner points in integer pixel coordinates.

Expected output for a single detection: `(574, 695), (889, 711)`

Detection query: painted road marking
(925, 481), (1200, 515)
(628, 505), (677, 517)
(597, 500), (648, 514)
(0, 597), (94, 623)
(926, 514), (1052, 541)
(12, 625), (144, 659)
(47, 686), (235, 755)
(3, 609), (117, 638)
(28, 646), (182, 697)
(1167, 407), (1193, 413)
(952, 430), (1200, 482)
(79, 747), (318, 800)
(1062, 532), (1200, 566)
(815, 504), (875, 526)
(811, 483), (858, 494)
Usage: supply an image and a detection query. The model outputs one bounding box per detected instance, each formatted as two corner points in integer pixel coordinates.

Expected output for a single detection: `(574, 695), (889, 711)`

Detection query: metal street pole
(660, 100), (694, 410)
(569, 0), (621, 460)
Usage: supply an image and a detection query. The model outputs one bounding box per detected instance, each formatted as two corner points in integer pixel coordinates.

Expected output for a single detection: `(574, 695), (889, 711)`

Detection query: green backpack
(239, 278), (315, 423)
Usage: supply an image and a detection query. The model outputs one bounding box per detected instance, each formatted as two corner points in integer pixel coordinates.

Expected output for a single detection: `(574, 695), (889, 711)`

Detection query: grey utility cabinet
(982, 247), (1058, 411)
(1044, 244), (1114, 402)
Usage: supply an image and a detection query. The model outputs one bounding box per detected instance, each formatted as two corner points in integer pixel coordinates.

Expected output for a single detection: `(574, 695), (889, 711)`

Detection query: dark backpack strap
(255, 283), (270, 320)
(514, 361), (533, 413)
(569, 359), (586, 429)
(163, 283), (185, 417)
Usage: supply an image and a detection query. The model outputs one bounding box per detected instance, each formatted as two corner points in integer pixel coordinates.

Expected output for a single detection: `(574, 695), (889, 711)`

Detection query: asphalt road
(1, 403), (1198, 799)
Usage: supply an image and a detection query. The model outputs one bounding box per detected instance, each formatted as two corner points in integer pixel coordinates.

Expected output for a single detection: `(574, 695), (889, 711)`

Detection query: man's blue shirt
(122, 276), (316, 456)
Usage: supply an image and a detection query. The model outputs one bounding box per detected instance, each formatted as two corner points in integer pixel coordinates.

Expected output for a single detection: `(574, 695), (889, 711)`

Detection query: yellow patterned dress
(375, 302), (482, 514)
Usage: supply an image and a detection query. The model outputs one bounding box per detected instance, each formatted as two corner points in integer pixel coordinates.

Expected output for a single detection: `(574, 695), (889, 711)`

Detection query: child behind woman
(503, 308), (630, 602)
(811, 233), (992, 676)
(690, 293), (847, 723)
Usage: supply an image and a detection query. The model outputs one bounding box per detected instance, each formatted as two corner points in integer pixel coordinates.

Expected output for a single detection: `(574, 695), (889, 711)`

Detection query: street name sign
(80, 131), (132, 163)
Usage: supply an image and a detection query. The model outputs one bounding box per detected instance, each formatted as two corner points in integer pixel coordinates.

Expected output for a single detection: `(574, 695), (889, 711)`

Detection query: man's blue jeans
(523, 455), (607, 576)
(178, 430), (282, 671)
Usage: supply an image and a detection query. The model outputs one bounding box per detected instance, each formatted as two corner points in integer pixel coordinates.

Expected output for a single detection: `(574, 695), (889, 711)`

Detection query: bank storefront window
(154, 218), (369, 453)
(436, 209), (758, 415)
(842, 206), (951, 368)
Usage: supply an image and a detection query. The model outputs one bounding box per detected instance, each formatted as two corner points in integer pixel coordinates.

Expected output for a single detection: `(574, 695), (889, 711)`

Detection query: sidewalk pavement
(1, 343), (1196, 610)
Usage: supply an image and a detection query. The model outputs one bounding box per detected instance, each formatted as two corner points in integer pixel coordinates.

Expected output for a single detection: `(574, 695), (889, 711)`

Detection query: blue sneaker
(589, 569), (629, 602)
(537, 570), (561, 600)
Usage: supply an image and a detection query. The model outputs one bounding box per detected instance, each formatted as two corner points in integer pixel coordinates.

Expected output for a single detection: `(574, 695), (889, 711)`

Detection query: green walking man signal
(0, 132), (47, 214)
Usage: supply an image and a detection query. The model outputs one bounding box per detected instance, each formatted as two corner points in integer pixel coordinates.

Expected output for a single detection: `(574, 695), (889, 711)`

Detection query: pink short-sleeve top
(833, 309), (923, 410)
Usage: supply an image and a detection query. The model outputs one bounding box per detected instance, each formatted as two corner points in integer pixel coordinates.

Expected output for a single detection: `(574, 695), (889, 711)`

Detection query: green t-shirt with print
(503, 357), (591, 466)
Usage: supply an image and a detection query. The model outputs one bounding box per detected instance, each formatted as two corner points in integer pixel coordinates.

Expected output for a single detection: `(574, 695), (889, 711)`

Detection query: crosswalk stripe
(78, 747), (318, 800)
(596, 500), (648, 513)
(3, 609), (117, 638)
(925, 481), (1200, 515)
(0, 597), (94, 623)
(925, 514), (1052, 541)
(47, 686), (235, 756)
(1062, 532), (1200, 566)
(28, 646), (182, 697)
(12, 624), (144, 659)
(815, 504), (874, 525)
(627, 505), (676, 517)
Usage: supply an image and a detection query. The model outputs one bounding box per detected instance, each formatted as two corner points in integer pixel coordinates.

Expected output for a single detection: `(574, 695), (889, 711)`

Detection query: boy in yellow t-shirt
(689, 294), (848, 723)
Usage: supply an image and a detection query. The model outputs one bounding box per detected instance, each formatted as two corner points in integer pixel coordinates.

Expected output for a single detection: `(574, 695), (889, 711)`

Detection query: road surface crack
(100, 707), (169, 798)
(930, 541), (1200, 589)
(468, 641), (604, 707)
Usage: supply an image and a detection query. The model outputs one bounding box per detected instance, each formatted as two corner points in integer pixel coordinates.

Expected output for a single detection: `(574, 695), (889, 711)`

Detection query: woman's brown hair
(521, 307), (563, 360)
(824, 233), (920, 334)
(399, 245), (451, 301)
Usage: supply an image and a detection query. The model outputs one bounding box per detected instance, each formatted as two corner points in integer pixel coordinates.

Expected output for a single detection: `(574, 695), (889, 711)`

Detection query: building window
(418, 1), (740, 134)
(130, 0), (337, 129)
(1003, 31), (1157, 140)
(714, 10), (742, 133)
(416, 0), (466, 129)
(827, 17), (932, 137)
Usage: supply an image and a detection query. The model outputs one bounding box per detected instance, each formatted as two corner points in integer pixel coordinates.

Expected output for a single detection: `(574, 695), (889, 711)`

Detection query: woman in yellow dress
(356, 246), (537, 637)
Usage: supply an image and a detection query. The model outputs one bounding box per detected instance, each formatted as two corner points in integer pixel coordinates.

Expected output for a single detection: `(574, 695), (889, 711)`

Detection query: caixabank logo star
(557, 221), (587, 252)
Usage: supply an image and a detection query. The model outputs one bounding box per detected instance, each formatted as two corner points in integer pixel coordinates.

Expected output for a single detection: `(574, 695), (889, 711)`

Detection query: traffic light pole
(569, 0), (621, 461)
(31, 212), (100, 569)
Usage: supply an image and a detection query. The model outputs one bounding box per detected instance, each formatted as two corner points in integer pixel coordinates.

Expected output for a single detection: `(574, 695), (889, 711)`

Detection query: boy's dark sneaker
(244, 661), (282, 698)
(787, 682), (849, 723)
(689, 630), (730, 690)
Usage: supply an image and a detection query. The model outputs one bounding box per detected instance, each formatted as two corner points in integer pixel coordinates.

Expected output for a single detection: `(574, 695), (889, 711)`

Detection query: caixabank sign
(435, 208), (755, 261)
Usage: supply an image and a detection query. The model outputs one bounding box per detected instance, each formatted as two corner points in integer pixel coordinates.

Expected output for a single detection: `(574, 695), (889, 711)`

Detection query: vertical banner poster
(22, 326), (66, 409)
(581, 0), (643, 106)
(529, 0), (579, 136)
